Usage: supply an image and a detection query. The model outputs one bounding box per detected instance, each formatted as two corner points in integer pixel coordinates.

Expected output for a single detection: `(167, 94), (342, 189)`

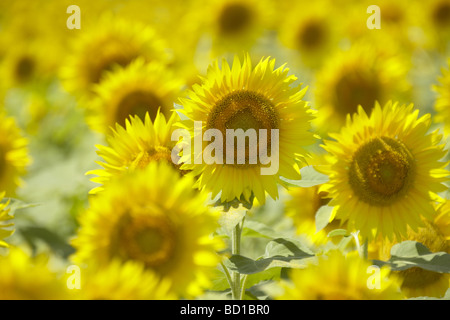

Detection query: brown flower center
(206, 90), (279, 167)
(297, 20), (327, 50)
(219, 3), (253, 34)
(349, 137), (415, 206)
(333, 70), (381, 117)
(15, 56), (35, 83)
(115, 90), (164, 127)
(432, 1), (450, 27)
(113, 211), (177, 269)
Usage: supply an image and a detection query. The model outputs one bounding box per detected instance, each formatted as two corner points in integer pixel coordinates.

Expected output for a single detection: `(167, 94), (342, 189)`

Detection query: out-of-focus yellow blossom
(321, 101), (449, 240)
(72, 162), (224, 298)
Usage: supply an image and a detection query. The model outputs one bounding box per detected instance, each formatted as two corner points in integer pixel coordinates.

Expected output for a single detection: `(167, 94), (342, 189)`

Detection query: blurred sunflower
(321, 101), (449, 240)
(377, 200), (450, 298)
(178, 54), (316, 205)
(60, 14), (169, 97)
(203, 0), (274, 55)
(275, 250), (403, 300)
(314, 42), (411, 134)
(0, 111), (31, 196)
(0, 193), (13, 248)
(0, 248), (68, 300)
(70, 260), (176, 300)
(415, 0), (450, 51)
(86, 59), (182, 133)
(278, 1), (340, 69)
(0, 41), (53, 93)
(370, 0), (419, 49)
(72, 162), (223, 298)
(434, 58), (450, 134)
(87, 110), (183, 194)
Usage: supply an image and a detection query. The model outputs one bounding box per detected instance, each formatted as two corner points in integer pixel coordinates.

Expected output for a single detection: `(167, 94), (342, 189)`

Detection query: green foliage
(373, 241), (450, 273)
(281, 165), (329, 188)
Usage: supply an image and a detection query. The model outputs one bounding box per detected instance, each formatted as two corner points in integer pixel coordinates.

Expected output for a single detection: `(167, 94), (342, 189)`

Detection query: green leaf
(224, 238), (315, 275)
(327, 229), (349, 237)
(241, 220), (280, 239)
(315, 205), (334, 232)
(373, 241), (450, 273)
(264, 237), (314, 257)
(19, 226), (75, 258)
(280, 165), (329, 188)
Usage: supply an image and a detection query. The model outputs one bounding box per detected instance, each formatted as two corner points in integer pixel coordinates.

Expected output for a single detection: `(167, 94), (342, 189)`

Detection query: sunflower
(313, 42), (411, 134)
(178, 54), (316, 205)
(277, 0), (340, 69)
(0, 247), (68, 300)
(0, 193), (13, 247)
(0, 111), (31, 196)
(202, 0), (274, 55)
(86, 59), (182, 134)
(376, 200), (450, 298)
(0, 41), (52, 93)
(59, 13), (169, 98)
(320, 101), (449, 241)
(72, 162), (223, 298)
(414, 0), (450, 51)
(69, 260), (176, 300)
(434, 58), (450, 134)
(275, 250), (403, 300)
(87, 110), (183, 194)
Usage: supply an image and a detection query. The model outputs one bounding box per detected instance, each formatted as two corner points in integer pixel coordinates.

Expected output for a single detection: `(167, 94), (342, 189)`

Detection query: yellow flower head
(0, 247), (68, 300)
(278, 0), (340, 69)
(87, 110), (183, 194)
(434, 58), (450, 134)
(377, 200), (450, 298)
(414, 0), (450, 51)
(314, 42), (411, 134)
(179, 54), (316, 205)
(321, 101), (449, 240)
(203, 0), (275, 54)
(86, 58), (182, 134)
(69, 260), (176, 300)
(60, 13), (169, 97)
(72, 162), (223, 298)
(0, 111), (31, 196)
(0, 193), (13, 248)
(276, 250), (403, 300)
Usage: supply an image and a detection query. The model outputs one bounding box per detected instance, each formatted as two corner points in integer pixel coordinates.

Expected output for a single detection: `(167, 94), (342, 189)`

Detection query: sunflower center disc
(433, 1), (450, 26)
(15, 56), (35, 83)
(117, 213), (176, 268)
(219, 3), (252, 34)
(207, 90), (279, 167)
(349, 136), (415, 206)
(115, 90), (164, 127)
(334, 70), (381, 116)
(89, 40), (138, 85)
(297, 20), (326, 50)
(398, 267), (444, 289)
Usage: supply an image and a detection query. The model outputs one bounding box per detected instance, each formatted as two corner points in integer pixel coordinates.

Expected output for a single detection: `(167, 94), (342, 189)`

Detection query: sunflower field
(0, 0), (450, 303)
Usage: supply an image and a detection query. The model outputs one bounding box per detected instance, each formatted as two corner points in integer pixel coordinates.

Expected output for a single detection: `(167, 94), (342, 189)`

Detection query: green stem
(240, 274), (249, 300)
(220, 261), (233, 294)
(231, 215), (245, 300)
